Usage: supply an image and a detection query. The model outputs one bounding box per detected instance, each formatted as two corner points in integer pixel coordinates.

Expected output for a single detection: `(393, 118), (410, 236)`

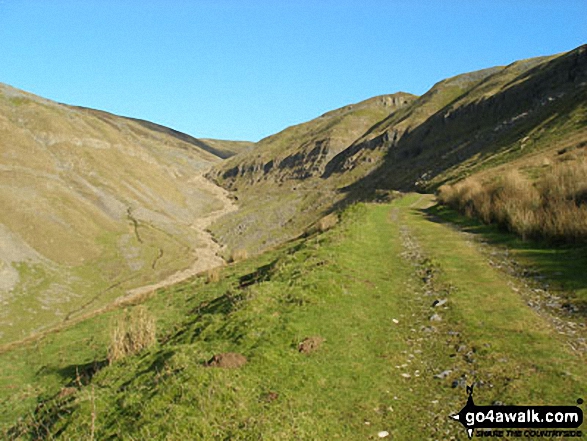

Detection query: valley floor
(1, 195), (585, 439)
(0, 171), (237, 352)
(122, 174), (238, 300)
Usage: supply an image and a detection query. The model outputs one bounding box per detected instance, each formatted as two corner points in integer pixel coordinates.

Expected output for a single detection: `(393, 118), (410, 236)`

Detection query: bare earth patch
(206, 352), (248, 369)
(298, 336), (325, 354)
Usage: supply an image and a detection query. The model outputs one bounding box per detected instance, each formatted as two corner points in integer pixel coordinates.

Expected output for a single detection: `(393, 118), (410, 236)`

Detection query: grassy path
(2, 196), (585, 439)
(405, 195), (585, 403)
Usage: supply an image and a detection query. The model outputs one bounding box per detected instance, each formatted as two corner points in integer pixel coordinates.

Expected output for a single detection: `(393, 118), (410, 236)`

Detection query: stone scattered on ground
(429, 313), (442, 322)
(432, 298), (447, 307)
(434, 369), (452, 379)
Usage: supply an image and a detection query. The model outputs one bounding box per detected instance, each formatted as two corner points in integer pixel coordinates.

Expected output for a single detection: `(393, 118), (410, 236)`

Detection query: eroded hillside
(0, 83), (248, 343)
(208, 45), (587, 256)
(206, 93), (417, 255)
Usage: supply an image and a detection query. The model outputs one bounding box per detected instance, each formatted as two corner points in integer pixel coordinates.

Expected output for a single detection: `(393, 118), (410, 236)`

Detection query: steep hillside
(334, 45), (586, 193)
(208, 45), (586, 256)
(0, 83), (239, 344)
(206, 93), (416, 255)
(73, 107), (254, 160)
(211, 93), (416, 187)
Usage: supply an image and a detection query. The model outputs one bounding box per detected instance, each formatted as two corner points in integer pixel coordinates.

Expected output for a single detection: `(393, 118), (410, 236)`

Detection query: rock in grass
(432, 298), (447, 307)
(260, 391), (279, 403)
(206, 352), (247, 369)
(433, 369), (452, 379)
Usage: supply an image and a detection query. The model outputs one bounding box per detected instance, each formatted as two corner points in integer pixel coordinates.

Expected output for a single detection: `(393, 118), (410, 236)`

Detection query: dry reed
(230, 249), (249, 263)
(108, 306), (156, 363)
(438, 157), (587, 243)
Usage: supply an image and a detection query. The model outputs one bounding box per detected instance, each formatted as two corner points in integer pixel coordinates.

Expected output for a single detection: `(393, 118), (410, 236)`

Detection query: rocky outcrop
(323, 44), (587, 191)
(208, 92), (417, 188)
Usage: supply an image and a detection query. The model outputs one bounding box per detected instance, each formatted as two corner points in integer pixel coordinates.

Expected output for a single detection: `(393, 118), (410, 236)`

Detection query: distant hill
(208, 44), (586, 255)
(0, 83), (246, 343)
(335, 46), (586, 192)
(206, 93), (417, 254)
(73, 107), (255, 159)
(212, 93), (416, 186)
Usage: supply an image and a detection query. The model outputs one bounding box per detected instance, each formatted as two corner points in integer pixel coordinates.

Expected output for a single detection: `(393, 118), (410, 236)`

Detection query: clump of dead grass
(108, 306), (156, 364)
(229, 249), (248, 263)
(205, 267), (222, 284)
(316, 213), (339, 232)
(438, 157), (587, 243)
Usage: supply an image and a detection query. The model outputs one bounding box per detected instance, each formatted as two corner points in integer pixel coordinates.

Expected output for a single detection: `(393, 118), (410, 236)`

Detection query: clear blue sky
(0, 1), (585, 141)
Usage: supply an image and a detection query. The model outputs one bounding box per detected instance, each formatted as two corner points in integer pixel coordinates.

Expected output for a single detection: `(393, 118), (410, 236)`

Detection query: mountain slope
(0, 83), (240, 344)
(74, 107), (255, 159)
(208, 45), (586, 256)
(211, 93), (416, 186)
(206, 93), (416, 255)
(333, 45), (586, 192)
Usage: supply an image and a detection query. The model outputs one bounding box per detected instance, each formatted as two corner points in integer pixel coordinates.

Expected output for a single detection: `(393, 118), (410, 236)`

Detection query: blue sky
(0, 1), (585, 141)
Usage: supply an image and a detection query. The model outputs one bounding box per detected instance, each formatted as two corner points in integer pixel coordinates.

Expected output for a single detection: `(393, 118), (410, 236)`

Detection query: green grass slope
(0, 83), (236, 344)
(2, 195), (584, 439)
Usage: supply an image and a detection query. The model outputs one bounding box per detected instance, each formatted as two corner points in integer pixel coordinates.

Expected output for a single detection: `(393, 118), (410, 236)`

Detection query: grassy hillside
(211, 93), (416, 187)
(1, 195), (584, 439)
(198, 138), (255, 159)
(206, 93), (416, 256)
(2, 44), (586, 439)
(0, 83), (239, 344)
(340, 45), (586, 193)
(207, 45), (586, 259)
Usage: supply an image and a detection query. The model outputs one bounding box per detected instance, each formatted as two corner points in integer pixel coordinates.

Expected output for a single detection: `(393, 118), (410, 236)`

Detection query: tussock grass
(205, 267), (222, 284)
(316, 213), (339, 232)
(304, 213), (339, 236)
(439, 157), (587, 243)
(108, 306), (156, 363)
(229, 248), (249, 263)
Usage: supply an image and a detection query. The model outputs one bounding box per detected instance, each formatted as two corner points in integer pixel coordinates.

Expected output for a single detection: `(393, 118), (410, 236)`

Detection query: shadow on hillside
(420, 203), (587, 317)
(238, 261), (277, 288)
(163, 259), (282, 347)
(41, 358), (109, 388)
(326, 44), (586, 212)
